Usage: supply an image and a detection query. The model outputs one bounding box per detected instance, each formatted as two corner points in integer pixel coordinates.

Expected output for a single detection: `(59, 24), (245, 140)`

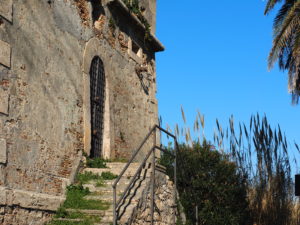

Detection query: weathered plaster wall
(0, 2), (88, 223)
(0, 0), (86, 198)
(0, 0), (159, 221)
(89, 1), (159, 160)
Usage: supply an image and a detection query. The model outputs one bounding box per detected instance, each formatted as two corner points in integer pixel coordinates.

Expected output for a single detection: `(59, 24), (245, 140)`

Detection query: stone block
(0, 166), (4, 185)
(6, 189), (65, 211)
(0, 0), (13, 22)
(0, 186), (7, 205)
(0, 139), (6, 164)
(0, 89), (9, 115)
(0, 40), (11, 68)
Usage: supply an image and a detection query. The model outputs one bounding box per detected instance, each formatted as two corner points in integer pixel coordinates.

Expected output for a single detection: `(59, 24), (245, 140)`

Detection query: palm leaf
(268, 4), (300, 69)
(264, 0), (283, 15)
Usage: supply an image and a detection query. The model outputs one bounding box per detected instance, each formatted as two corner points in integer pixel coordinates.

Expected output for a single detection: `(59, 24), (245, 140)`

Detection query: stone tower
(0, 0), (163, 223)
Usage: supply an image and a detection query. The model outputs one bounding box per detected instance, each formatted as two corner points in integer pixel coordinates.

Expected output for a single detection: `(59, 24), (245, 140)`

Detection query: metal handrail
(112, 125), (178, 225)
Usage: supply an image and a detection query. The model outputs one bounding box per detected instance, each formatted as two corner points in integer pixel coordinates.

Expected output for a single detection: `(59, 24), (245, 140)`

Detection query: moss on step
(48, 220), (93, 225)
(76, 172), (102, 184)
(76, 171), (118, 188)
(48, 210), (101, 225)
(86, 157), (107, 168)
(48, 158), (121, 225)
(100, 172), (118, 180)
(105, 158), (128, 163)
(48, 185), (106, 225)
(63, 184), (110, 210)
(83, 153), (128, 168)
(95, 178), (105, 187)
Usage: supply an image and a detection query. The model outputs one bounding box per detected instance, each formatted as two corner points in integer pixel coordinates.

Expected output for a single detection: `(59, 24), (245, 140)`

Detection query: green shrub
(161, 141), (250, 225)
(164, 109), (299, 225)
(101, 172), (118, 180)
(76, 171), (101, 184)
(54, 207), (68, 218)
(86, 157), (107, 168)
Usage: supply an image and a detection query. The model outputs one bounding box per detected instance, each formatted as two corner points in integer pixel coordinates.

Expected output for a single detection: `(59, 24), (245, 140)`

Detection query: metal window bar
(112, 125), (178, 225)
(90, 56), (105, 158)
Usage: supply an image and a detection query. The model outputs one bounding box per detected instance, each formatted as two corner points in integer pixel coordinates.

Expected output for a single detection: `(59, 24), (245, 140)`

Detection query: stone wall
(0, 4), (85, 220)
(0, 0), (162, 223)
(0, 206), (53, 225)
(129, 167), (177, 225)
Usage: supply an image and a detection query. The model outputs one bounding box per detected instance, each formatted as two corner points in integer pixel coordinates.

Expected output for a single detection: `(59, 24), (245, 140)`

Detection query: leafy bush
(86, 157), (107, 168)
(161, 141), (250, 225)
(165, 109), (300, 225)
(101, 171), (118, 180)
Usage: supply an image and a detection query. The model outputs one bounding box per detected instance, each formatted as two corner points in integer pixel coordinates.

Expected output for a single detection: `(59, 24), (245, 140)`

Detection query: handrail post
(113, 185), (117, 225)
(196, 205), (199, 225)
(173, 141), (177, 225)
(151, 128), (156, 225)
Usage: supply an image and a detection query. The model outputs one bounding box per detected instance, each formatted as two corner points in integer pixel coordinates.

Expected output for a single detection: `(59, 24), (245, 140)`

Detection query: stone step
(84, 162), (152, 177)
(84, 180), (148, 192)
(52, 218), (84, 222)
(105, 162), (140, 168)
(101, 178), (145, 186)
(99, 215), (113, 222)
(94, 224), (112, 225)
(85, 183), (147, 200)
(84, 194), (114, 203)
(84, 193), (142, 206)
(55, 162), (153, 225)
(84, 168), (151, 180)
(83, 184), (123, 194)
(94, 223), (112, 225)
(65, 208), (111, 216)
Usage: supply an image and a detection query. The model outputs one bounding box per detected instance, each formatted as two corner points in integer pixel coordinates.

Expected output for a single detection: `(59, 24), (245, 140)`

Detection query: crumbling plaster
(0, 0), (160, 222)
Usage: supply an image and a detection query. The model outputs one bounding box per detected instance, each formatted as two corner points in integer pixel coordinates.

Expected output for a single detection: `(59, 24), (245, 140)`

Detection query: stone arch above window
(82, 38), (111, 159)
(89, 56), (105, 158)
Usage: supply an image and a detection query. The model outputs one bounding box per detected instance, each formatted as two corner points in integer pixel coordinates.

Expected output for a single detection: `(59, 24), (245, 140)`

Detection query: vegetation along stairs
(47, 161), (152, 225)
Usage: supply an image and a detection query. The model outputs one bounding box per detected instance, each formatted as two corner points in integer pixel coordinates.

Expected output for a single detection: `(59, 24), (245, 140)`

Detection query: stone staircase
(50, 162), (152, 225)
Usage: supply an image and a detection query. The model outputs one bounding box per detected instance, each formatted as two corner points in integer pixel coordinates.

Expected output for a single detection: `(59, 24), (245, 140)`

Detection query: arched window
(89, 56), (105, 158)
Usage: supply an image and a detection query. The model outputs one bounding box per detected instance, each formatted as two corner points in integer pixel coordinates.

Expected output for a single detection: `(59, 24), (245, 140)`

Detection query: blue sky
(155, 1), (300, 149)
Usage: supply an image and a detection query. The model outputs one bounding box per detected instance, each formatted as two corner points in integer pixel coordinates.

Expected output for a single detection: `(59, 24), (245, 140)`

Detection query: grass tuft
(76, 172), (101, 184)
(62, 184), (109, 210)
(86, 158), (107, 168)
(101, 172), (118, 180)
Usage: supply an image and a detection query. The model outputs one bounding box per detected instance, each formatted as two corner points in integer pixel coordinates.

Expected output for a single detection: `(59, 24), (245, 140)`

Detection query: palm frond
(268, 1), (300, 69)
(265, 0), (283, 15)
(273, 0), (296, 32)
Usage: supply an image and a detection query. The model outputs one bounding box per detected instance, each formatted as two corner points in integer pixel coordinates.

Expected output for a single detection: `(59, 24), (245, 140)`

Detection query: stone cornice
(106, 0), (165, 52)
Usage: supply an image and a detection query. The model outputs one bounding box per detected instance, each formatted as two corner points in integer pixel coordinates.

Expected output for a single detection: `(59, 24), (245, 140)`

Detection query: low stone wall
(0, 206), (53, 225)
(129, 167), (177, 225)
